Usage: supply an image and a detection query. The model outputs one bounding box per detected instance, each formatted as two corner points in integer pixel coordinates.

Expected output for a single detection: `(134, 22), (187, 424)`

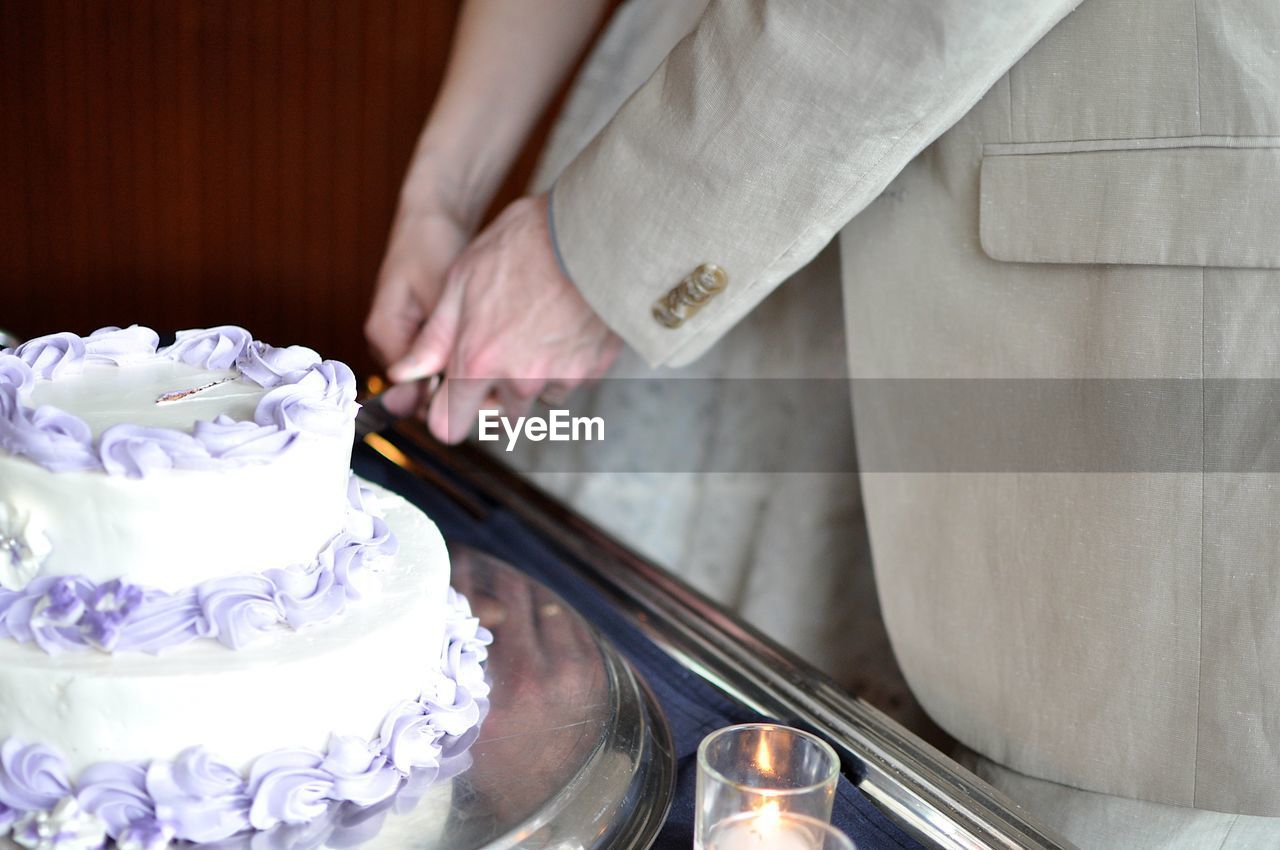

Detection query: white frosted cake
(0, 326), (489, 850)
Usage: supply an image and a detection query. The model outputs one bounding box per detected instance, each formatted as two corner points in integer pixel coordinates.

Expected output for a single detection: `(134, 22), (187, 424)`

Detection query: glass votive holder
(705, 811), (856, 850)
(695, 723), (841, 850)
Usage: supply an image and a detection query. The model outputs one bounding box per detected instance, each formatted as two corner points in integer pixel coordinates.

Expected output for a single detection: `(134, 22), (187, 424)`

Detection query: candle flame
(755, 734), (774, 775)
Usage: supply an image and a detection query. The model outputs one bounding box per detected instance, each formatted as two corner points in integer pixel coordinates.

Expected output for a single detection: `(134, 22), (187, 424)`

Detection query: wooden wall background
(0, 0), (577, 376)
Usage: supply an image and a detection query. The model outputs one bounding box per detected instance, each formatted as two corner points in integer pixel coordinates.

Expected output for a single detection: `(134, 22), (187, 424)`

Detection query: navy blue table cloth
(354, 443), (926, 850)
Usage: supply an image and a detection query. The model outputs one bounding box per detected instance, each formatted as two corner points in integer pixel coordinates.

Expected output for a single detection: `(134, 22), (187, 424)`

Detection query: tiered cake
(0, 326), (489, 850)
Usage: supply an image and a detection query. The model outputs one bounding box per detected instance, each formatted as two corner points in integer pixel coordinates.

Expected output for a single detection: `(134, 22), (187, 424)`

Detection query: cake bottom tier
(0, 488), (491, 846)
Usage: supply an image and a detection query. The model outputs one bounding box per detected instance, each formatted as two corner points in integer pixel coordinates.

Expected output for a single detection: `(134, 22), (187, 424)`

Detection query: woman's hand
(365, 194), (472, 416)
(364, 0), (614, 419)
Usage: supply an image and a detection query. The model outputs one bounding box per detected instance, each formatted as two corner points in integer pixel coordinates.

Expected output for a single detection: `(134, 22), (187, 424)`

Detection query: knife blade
(355, 374), (442, 439)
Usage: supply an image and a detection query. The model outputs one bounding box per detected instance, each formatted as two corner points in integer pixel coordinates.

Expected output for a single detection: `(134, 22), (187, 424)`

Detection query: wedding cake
(0, 326), (490, 850)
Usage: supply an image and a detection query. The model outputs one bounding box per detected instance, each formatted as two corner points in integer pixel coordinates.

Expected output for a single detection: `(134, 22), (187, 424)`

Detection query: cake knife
(354, 374), (442, 439)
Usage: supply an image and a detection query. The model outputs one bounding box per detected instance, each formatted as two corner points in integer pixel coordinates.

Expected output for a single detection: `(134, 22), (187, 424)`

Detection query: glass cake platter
(327, 544), (677, 850)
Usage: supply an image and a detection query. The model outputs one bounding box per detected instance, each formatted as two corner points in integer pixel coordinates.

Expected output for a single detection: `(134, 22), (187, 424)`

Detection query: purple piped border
(0, 326), (358, 478)
(0, 478), (395, 655)
(0, 589), (491, 848)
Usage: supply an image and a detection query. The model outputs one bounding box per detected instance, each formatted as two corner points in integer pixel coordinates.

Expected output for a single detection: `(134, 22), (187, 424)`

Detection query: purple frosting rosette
(0, 325), (358, 478)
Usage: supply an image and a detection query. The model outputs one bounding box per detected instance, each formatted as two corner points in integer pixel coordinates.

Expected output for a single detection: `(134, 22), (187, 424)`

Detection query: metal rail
(375, 421), (1079, 850)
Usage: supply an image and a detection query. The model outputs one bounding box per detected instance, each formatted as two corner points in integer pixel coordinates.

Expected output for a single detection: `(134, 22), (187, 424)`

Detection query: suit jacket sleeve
(550, 0), (1082, 367)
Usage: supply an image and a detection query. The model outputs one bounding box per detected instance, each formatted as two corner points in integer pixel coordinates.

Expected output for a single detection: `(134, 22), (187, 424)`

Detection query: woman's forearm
(404, 0), (613, 228)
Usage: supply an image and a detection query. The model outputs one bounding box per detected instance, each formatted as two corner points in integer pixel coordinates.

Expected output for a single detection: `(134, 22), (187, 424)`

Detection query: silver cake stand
(346, 545), (677, 850)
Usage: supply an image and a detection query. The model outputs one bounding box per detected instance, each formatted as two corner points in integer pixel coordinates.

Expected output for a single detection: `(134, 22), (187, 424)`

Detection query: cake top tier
(31, 360), (263, 437)
(0, 325), (357, 477)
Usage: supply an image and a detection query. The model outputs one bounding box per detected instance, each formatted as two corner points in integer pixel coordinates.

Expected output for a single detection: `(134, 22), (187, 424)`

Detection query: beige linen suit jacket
(551, 0), (1280, 817)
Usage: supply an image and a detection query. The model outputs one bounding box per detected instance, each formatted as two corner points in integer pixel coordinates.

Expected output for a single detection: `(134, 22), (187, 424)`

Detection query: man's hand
(396, 193), (621, 443)
(364, 201), (471, 416)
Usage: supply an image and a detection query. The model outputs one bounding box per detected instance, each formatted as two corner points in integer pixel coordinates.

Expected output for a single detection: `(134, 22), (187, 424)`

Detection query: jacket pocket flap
(980, 137), (1280, 268)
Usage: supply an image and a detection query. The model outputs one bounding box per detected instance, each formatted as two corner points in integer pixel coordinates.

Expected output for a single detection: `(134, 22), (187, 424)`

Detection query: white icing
(26, 361), (263, 438)
(0, 488), (451, 774)
(0, 436), (352, 591)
